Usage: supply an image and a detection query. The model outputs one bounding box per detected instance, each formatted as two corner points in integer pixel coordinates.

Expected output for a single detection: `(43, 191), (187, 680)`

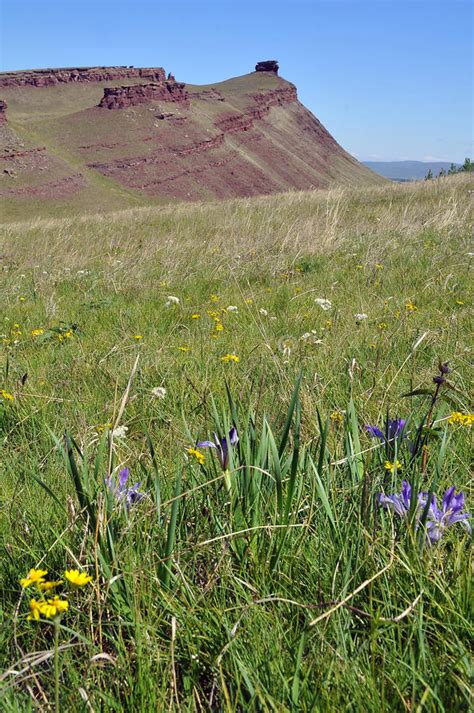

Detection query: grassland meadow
(0, 175), (473, 710)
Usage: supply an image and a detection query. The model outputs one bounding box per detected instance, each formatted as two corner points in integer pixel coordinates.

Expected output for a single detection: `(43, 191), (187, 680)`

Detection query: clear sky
(1, 0), (472, 162)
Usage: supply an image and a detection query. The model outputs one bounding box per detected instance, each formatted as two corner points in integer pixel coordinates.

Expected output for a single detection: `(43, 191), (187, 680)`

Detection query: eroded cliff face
(0, 100), (7, 123)
(0, 66), (167, 88)
(98, 81), (189, 109)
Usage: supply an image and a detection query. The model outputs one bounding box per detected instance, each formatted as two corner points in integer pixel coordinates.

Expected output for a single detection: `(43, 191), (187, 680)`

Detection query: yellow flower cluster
(31, 328), (45, 337)
(330, 410), (344, 425)
(449, 412), (473, 427)
(405, 301), (417, 312)
(28, 597), (69, 621)
(187, 447), (205, 465)
(384, 460), (402, 474)
(0, 389), (14, 402)
(20, 567), (92, 621)
(221, 353), (240, 363)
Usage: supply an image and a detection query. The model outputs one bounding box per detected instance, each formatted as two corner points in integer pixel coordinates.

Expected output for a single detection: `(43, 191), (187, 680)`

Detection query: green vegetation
(1, 175), (472, 710)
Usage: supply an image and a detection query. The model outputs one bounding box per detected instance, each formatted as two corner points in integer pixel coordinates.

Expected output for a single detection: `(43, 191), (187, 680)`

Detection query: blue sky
(1, 0), (472, 162)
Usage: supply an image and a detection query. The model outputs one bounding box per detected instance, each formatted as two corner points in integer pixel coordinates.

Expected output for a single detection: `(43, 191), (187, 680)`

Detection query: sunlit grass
(0, 175), (472, 710)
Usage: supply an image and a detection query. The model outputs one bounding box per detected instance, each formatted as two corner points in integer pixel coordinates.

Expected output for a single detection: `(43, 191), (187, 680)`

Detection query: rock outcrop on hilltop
(0, 100), (7, 123)
(255, 60), (279, 74)
(0, 66), (166, 88)
(98, 81), (189, 109)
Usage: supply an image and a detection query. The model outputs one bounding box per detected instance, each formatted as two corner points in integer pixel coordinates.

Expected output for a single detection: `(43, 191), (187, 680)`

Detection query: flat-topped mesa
(0, 66), (166, 88)
(0, 99), (7, 123)
(98, 81), (189, 109)
(255, 60), (279, 74)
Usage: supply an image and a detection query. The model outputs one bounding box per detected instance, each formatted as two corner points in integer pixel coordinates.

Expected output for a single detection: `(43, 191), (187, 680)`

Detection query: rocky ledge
(0, 100), (7, 123)
(0, 66), (167, 88)
(98, 81), (189, 109)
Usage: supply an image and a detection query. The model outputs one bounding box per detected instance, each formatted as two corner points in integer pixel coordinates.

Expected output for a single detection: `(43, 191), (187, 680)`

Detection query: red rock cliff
(98, 81), (188, 109)
(0, 66), (166, 88)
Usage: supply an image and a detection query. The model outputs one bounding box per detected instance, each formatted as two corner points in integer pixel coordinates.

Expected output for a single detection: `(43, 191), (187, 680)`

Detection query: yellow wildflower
(378, 322), (388, 330)
(221, 353), (240, 363)
(31, 328), (44, 337)
(245, 298), (253, 304)
(37, 580), (63, 592)
(191, 313), (201, 319)
(27, 599), (43, 621)
(215, 323), (224, 332)
(64, 329), (73, 339)
(405, 301), (417, 312)
(178, 346), (190, 352)
(449, 412), (473, 427)
(19, 296), (26, 302)
(187, 447), (205, 465)
(64, 569), (93, 587)
(20, 569), (48, 588)
(134, 335), (143, 341)
(455, 300), (464, 306)
(330, 411), (344, 426)
(210, 294), (219, 303)
(384, 460), (402, 474)
(1, 389), (14, 402)
(46, 596), (69, 614)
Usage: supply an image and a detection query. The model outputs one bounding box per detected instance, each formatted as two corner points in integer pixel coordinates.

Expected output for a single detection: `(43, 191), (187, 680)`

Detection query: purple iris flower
(378, 481), (471, 545)
(106, 467), (145, 510)
(196, 427), (239, 470)
(423, 486), (471, 544)
(378, 479), (414, 517)
(366, 418), (406, 443)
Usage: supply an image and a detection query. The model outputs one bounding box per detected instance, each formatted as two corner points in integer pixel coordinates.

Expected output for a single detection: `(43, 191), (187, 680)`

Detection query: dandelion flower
(20, 569), (48, 588)
(64, 569), (93, 587)
(134, 335), (143, 341)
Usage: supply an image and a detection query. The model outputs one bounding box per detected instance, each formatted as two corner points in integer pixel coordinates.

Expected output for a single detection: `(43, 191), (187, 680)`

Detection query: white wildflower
(151, 386), (167, 399)
(354, 313), (368, 321)
(112, 425), (128, 440)
(227, 305), (238, 312)
(259, 308), (268, 316)
(315, 298), (332, 311)
(165, 295), (180, 307)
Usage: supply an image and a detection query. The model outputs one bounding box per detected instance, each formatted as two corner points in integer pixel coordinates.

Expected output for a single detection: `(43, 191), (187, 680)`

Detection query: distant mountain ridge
(0, 61), (383, 220)
(363, 161), (461, 181)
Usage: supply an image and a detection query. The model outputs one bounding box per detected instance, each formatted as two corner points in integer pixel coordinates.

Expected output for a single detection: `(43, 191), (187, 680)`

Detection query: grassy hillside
(1, 70), (383, 221)
(0, 175), (472, 710)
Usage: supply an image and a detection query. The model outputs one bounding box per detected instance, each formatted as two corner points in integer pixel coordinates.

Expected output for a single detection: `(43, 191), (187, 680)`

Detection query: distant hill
(0, 62), (383, 220)
(363, 161), (460, 181)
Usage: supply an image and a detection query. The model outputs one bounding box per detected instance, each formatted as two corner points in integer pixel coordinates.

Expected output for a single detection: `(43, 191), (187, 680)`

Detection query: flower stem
(54, 618), (60, 713)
